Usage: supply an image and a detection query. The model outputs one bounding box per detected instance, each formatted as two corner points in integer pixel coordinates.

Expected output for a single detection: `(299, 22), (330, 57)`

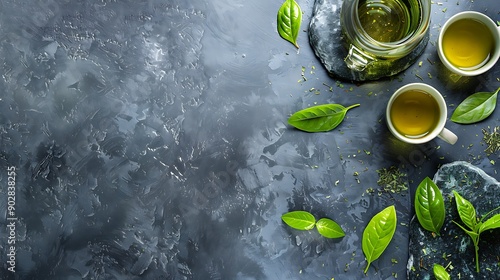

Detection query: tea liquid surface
(358, 0), (411, 42)
(390, 90), (440, 138)
(442, 18), (494, 69)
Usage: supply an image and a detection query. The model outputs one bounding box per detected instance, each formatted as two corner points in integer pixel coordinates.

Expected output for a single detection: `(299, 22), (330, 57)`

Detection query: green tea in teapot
(358, 0), (420, 43)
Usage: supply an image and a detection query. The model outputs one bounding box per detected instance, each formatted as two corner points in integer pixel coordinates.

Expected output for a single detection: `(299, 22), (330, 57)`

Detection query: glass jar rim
(353, 0), (431, 54)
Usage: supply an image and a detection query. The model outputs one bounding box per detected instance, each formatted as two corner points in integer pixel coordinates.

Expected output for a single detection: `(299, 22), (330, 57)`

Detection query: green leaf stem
(451, 87), (499, 124)
(414, 177), (445, 235)
(362, 205), (397, 274)
(277, 0), (302, 48)
(288, 103), (360, 132)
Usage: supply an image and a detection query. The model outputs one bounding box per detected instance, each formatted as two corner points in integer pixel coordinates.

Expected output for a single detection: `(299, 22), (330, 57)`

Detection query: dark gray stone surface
(309, 0), (429, 82)
(408, 161), (500, 279)
(0, 0), (498, 279)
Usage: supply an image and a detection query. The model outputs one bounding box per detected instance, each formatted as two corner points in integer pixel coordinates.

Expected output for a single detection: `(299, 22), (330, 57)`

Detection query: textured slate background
(0, 0), (498, 279)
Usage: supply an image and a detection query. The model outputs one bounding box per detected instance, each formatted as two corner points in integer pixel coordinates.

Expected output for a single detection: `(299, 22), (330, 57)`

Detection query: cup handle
(437, 128), (458, 145)
(344, 45), (375, 71)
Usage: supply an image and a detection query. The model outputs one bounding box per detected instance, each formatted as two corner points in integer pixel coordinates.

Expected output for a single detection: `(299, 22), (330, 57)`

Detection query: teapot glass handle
(344, 45), (375, 71)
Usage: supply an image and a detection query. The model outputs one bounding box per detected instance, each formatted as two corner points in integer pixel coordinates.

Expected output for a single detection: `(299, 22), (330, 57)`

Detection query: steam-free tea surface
(390, 90), (440, 138)
(442, 18), (494, 69)
(309, 0), (429, 81)
(358, 0), (412, 42)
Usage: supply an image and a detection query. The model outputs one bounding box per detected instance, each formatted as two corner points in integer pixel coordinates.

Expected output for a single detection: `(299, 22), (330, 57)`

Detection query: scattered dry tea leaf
(376, 166), (408, 194)
(482, 126), (500, 155)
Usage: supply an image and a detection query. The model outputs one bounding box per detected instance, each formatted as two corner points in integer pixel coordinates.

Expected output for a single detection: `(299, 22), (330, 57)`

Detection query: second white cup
(437, 11), (500, 76)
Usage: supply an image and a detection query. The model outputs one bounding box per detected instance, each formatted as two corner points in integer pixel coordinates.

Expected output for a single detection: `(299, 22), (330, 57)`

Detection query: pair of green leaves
(451, 87), (499, 124)
(452, 190), (500, 272)
(288, 104), (360, 132)
(277, 0), (302, 48)
(281, 211), (345, 238)
(362, 205), (397, 273)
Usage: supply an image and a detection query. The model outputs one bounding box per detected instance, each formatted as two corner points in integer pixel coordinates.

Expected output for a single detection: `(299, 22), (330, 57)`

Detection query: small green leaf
(414, 177), (445, 235)
(281, 211), (316, 230)
(362, 205), (397, 274)
(316, 218), (345, 238)
(479, 213), (500, 233)
(451, 87), (499, 124)
(433, 263), (451, 280)
(288, 103), (360, 132)
(453, 190), (477, 231)
(277, 0), (302, 48)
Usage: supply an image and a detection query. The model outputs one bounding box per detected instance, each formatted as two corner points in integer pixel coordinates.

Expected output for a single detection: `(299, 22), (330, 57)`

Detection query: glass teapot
(340, 0), (431, 72)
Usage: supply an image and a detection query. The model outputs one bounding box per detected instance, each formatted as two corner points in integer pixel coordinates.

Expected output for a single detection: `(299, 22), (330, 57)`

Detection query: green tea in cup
(386, 83), (457, 145)
(438, 11), (500, 76)
(390, 89), (440, 138)
(441, 18), (494, 69)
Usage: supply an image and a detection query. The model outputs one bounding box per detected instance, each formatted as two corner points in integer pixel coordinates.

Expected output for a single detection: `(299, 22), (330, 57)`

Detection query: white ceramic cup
(386, 83), (458, 145)
(437, 11), (500, 76)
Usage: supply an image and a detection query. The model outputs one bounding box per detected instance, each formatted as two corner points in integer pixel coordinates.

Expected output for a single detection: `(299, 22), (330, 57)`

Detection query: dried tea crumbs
(482, 126), (500, 155)
(323, 82), (333, 91)
(376, 166), (408, 194)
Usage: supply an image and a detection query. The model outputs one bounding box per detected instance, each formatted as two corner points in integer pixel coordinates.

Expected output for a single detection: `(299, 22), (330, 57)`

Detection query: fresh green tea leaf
(451, 87), (499, 124)
(415, 177), (445, 235)
(452, 191), (499, 272)
(479, 213), (500, 233)
(316, 218), (345, 238)
(281, 211), (316, 230)
(288, 103), (360, 132)
(453, 190), (477, 231)
(277, 0), (302, 48)
(433, 263), (450, 280)
(362, 205), (397, 273)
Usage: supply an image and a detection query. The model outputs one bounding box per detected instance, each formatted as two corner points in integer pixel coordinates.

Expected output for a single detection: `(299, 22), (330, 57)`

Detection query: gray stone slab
(408, 161), (500, 279)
